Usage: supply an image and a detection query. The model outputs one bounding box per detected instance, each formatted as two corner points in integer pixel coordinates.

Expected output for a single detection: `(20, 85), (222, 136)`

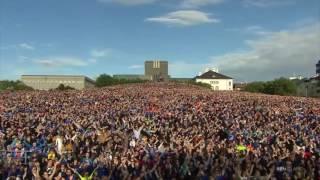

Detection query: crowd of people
(0, 83), (319, 180)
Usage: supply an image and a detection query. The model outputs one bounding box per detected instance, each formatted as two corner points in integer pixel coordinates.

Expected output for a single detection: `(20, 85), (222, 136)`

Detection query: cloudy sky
(0, 0), (319, 81)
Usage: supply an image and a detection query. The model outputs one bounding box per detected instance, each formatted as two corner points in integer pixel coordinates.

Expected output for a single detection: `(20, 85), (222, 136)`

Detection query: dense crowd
(0, 83), (319, 180)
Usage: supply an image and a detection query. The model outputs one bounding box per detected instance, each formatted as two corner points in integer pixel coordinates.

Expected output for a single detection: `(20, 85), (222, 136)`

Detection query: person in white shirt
(133, 125), (144, 140)
(55, 136), (64, 156)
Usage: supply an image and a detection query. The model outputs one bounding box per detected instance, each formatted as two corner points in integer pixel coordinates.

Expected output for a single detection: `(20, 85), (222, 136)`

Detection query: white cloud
(88, 59), (98, 63)
(246, 25), (263, 31)
(97, 0), (156, 5)
(33, 57), (88, 67)
(128, 65), (143, 69)
(245, 26), (271, 35)
(90, 49), (112, 58)
(145, 10), (219, 26)
(181, 0), (225, 8)
(0, 45), (15, 50)
(19, 43), (34, 50)
(18, 56), (29, 63)
(39, 43), (54, 48)
(227, 25), (272, 36)
(210, 22), (320, 81)
(243, 0), (294, 7)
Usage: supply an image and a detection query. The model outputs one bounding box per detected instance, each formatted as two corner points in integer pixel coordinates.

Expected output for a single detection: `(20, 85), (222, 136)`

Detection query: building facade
(145, 61), (169, 81)
(21, 75), (95, 90)
(195, 70), (233, 91)
(113, 74), (150, 80)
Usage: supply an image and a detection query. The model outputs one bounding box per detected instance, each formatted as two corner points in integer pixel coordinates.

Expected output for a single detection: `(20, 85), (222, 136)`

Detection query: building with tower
(144, 61), (169, 81)
(112, 60), (170, 81)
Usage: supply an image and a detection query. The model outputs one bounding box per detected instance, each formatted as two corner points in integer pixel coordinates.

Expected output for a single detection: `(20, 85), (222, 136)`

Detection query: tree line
(243, 78), (320, 97)
(95, 74), (148, 87)
(0, 80), (33, 91)
(1, 75), (319, 97)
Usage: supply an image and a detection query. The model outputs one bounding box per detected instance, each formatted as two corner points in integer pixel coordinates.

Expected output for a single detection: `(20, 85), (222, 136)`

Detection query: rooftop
(195, 70), (233, 80)
(145, 60), (168, 63)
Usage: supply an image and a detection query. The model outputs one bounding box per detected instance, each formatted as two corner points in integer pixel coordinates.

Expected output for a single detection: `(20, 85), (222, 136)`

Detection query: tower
(144, 60), (169, 81)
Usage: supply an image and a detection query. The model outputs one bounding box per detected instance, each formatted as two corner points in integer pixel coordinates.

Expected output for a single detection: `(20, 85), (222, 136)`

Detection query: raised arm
(31, 166), (41, 180)
(137, 124), (145, 132)
(48, 161), (60, 180)
(89, 165), (100, 179)
(23, 167), (28, 180)
(68, 164), (83, 179)
(267, 165), (275, 179)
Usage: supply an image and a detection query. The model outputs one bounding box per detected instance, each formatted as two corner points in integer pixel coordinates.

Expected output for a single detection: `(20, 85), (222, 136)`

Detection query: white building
(289, 75), (303, 80)
(195, 70), (233, 91)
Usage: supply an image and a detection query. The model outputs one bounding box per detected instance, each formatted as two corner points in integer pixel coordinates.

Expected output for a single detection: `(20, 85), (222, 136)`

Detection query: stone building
(21, 75), (95, 90)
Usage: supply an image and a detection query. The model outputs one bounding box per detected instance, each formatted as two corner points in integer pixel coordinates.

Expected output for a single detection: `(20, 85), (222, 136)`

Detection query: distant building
(113, 74), (149, 80)
(289, 75), (303, 80)
(21, 75), (95, 90)
(195, 69), (233, 91)
(310, 76), (320, 82)
(145, 61), (169, 81)
(316, 60), (320, 76)
(114, 60), (169, 81)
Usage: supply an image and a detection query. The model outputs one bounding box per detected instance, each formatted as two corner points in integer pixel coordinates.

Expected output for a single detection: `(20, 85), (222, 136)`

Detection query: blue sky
(0, 0), (319, 81)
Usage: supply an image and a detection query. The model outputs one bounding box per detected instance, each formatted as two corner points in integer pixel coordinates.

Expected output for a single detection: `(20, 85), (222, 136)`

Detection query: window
(229, 81), (232, 86)
(153, 61), (160, 68)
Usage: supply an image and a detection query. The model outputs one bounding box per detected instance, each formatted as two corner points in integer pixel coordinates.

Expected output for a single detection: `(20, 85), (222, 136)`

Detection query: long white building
(21, 75), (95, 90)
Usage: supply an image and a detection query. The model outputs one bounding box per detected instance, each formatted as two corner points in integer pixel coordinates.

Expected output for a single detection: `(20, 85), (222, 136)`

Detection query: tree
(56, 84), (75, 91)
(14, 81), (34, 91)
(244, 82), (265, 93)
(262, 81), (276, 95)
(244, 78), (297, 96)
(95, 74), (147, 87)
(185, 80), (212, 89)
(194, 82), (212, 89)
(0, 80), (33, 91)
(95, 74), (115, 87)
(271, 78), (297, 95)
